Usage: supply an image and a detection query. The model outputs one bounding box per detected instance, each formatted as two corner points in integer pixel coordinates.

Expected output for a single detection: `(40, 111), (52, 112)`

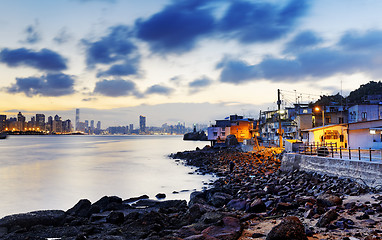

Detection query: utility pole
(277, 89), (283, 148)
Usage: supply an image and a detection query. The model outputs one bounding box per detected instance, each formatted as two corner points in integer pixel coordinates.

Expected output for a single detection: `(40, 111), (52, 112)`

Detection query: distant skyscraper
(129, 124), (133, 133)
(0, 115), (6, 131)
(97, 121), (101, 130)
(36, 114), (45, 131)
(90, 120), (94, 129)
(139, 115), (146, 133)
(75, 109), (80, 131)
(17, 112), (26, 131)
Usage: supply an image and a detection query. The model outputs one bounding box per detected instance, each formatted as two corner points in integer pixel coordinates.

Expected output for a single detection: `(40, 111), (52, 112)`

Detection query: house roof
(302, 123), (347, 132)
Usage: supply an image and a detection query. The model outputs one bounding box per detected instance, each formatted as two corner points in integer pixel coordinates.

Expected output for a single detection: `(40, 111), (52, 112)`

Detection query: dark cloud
(96, 58), (139, 78)
(135, 0), (216, 54)
(188, 77), (213, 94)
(84, 25), (137, 67)
(217, 47), (373, 84)
(0, 48), (67, 71)
(93, 79), (140, 97)
(22, 20), (41, 44)
(145, 84), (174, 95)
(53, 28), (72, 44)
(82, 97), (97, 101)
(76, 0), (116, 3)
(283, 30), (323, 53)
(169, 75), (183, 86)
(218, 0), (309, 43)
(338, 30), (382, 51)
(216, 58), (260, 84)
(7, 73), (75, 97)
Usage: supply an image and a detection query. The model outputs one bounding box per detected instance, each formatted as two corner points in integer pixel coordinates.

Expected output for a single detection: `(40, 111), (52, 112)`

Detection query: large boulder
(317, 194), (343, 207)
(247, 198), (266, 213)
(0, 210), (66, 231)
(316, 209), (338, 228)
(201, 216), (242, 240)
(266, 216), (308, 240)
(225, 135), (239, 146)
(209, 192), (233, 208)
(67, 199), (91, 217)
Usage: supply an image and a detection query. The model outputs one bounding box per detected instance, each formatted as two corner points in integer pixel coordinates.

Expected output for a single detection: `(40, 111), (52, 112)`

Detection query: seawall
(281, 153), (382, 188)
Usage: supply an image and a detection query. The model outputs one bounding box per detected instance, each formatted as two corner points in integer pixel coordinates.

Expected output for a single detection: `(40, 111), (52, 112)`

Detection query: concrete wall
(281, 153), (382, 188)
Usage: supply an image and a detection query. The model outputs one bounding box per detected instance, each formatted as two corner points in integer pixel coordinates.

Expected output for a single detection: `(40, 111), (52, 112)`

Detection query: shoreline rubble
(0, 146), (381, 239)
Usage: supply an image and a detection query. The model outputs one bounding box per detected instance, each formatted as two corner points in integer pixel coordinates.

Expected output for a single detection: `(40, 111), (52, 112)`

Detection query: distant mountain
(311, 81), (382, 106)
(346, 81), (382, 104)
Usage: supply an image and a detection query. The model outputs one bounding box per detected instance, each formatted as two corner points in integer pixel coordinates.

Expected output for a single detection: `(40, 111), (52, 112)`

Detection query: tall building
(96, 121), (101, 130)
(75, 109), (80, 131)
(129, 124), (133, 132)
(17, 112), (26, 131)
(139, 115), (146, 133)
(0, 115), (6, 131)
(36, 114), (45, 131)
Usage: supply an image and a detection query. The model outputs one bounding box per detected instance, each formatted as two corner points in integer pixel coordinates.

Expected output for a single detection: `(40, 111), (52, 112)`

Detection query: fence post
(335, 142), (338, 152)
(349, 148), (351, 159)
(370, 148), (372, 162)
(340, 147), (342, 158)
(358, 147), (361, 160)
(310, 145), (312, 155)
(331, 145), (334, 158)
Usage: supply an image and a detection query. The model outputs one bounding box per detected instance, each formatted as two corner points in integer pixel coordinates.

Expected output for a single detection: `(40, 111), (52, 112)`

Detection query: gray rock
(67, 199), (91, 217)
(225, 135), (239, 146)
(209, 192), (232, 207)
(266, 216), (308, 240)
(247, 198), (266, 213)
(0, 210), (66, 231)
(316, 209), (338, 228)
(227, 199), (247, 211)
(201, 216), (241, 240)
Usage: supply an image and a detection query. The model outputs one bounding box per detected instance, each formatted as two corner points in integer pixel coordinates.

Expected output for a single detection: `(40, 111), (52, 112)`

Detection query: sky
(1, 0), (382, 128)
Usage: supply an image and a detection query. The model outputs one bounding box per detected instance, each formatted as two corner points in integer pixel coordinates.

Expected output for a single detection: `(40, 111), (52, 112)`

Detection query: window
(362, 112), (367, 120)
(325, 116), (331, 124)
(338, 117), (344, 124)
(213, 132), (217, 137)
(221, 132), (225, 136)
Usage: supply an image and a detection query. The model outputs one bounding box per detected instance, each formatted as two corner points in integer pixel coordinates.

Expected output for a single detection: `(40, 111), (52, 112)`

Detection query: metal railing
(298, 144), (382, 162)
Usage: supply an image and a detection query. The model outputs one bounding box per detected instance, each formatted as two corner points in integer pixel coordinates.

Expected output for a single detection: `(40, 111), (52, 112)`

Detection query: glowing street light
(314, 106), (325, 127)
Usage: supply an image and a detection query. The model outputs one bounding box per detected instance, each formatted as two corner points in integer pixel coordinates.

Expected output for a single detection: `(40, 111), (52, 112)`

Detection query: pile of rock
(0, 146), (381, 239)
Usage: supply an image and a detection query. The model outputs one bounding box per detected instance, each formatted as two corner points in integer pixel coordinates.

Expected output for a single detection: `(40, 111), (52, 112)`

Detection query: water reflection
(0, 135), (214, 217)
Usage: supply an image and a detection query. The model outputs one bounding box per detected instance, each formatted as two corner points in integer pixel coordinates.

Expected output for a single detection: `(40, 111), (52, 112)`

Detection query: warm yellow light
(29, 128), (32, 130)
(5, 128), (8, 131)
(315, 107), (320, 112)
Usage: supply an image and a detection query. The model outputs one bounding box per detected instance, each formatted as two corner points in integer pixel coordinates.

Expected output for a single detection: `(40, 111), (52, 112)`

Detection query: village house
(301, 104), (382, 149)
(207, 115), (255, 145)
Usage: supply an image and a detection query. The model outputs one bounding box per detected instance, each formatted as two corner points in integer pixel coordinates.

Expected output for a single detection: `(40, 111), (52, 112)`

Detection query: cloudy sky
(1, 0), (381, 128)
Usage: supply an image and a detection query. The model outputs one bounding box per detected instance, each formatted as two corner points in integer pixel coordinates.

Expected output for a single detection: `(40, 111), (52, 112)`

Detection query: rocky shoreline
(0, 146), (381, 239)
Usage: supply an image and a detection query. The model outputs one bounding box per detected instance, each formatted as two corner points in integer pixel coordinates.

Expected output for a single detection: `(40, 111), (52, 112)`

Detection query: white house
(348, 119), (382, 149)
(348, 104), (382, 123)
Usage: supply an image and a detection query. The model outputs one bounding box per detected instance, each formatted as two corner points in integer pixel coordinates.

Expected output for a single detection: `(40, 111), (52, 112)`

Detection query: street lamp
(315, 106), (325, 127)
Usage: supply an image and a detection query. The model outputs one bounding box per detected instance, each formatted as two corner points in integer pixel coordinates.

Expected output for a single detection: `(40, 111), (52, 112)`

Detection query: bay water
(0, 135), (214, 217)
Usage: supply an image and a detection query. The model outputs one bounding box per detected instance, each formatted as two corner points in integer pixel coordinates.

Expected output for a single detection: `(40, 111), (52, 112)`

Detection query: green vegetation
(311, 81), (382, 106)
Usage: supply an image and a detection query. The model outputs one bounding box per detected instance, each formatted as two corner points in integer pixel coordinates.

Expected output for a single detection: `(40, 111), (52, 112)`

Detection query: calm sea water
(0, 135), (214, 217)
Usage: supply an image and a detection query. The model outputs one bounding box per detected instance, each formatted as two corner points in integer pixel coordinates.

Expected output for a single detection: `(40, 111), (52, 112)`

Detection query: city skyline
(1, 1), (382, 126)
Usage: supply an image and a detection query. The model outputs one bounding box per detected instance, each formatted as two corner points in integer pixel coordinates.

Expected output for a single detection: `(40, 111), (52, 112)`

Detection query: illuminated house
(208, 115), (255, 144)
(302, 124), (348, 148)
